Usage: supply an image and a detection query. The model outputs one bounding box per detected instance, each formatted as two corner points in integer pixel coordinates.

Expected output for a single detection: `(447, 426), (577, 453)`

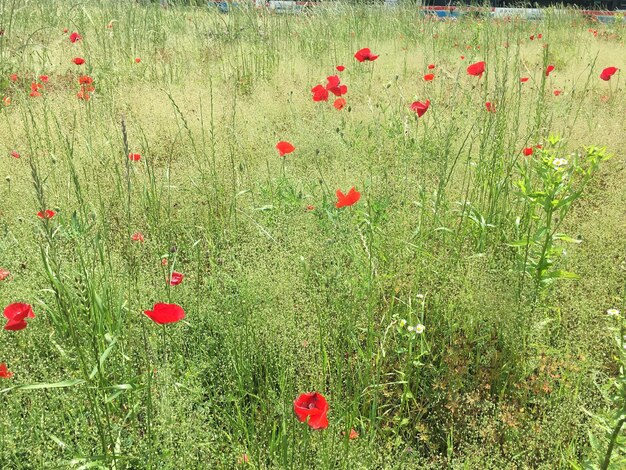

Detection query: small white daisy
(552, 158), (568, 169)
(416, 294), (425, 300)
(414, 324), (425, 334)
(399, 319), (407, 327)
(407, 326), (415, 332)
(607, 308), (621, 316)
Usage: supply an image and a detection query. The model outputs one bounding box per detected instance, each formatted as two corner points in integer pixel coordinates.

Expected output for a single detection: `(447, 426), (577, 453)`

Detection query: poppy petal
(0, 363), (13, 379)
(600, 66), (618, 81)
(143, 303), (185, 325)
(4, 319), (28, 331)
(276, 141), (295, 156)
(293, 392), (329, 429)
(169, 272), (184, 286)
(466, 61), (485, 77)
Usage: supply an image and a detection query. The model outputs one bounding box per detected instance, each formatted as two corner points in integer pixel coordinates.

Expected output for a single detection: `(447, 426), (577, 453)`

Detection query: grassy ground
(0, 1), (625, 468)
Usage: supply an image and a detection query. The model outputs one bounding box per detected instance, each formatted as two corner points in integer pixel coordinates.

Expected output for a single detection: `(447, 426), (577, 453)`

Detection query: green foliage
(512, 140), (611, 288)
(0, 2), (624, 469)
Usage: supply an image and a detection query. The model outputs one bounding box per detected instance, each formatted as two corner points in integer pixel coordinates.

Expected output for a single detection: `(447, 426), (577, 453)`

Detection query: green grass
(0, 1), (625, 468)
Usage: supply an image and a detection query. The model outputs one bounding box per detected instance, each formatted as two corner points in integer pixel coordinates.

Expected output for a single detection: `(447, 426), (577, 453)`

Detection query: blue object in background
(208, 0), (239, 13)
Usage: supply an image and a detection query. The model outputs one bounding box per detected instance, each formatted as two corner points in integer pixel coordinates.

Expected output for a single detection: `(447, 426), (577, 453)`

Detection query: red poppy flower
(9, 73), (18, 82)
(37, 210), (56, 219)
(143, 303), (185, 325)
(311, 84), (329, 102)
(530, 35), (534, 40)
(520, 77), (529, 83)
(4, 302), (35, 331)
(131, 232), (145, 242)
(0, 269), (10, 281)
(343, 428), (359, 440)
(333, 98), (346, 110)
(460, 55), (465, 60)
(0, 363), (13, 379)
(354, 48), (378, 62)
(161, 258), (168, 266)
(600, 67), (618, 81)
(553, 90), (561, 96)
(306, 205), (315, 211)
(428, 64), (435, 70)
(522, 147), (533, 156)
(128, 153), (141, 161)
(10, 151), (20, 159)
(77, 75), (95, 100)
(466, 61), (485, 77)
(335, 187), (361, 208)
(169, 271), (184, 286)
(325, 75), (347, 96)
(29, 82), (43, 98)
(293, 392), (329, 429)
(336, 65), (345, 72)
(538, 34), (542, 39)
(410, 99), (430, 118)
(545, 65), (555, 76)
(423, 73), (435, 81)
(2, 96), (10, 106)
(276, 141), (295, 157)
(69, 32), (82, 43)
(485, 102), (496, 113)
(72, 57), (85, 65)
(135, 58), (141, 63)
(63, 28), (68, 33)
(39, 75), (49, 83)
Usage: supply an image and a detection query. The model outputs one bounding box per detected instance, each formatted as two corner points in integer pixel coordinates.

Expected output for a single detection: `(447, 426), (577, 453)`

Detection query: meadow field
(0, 1), (625, 468)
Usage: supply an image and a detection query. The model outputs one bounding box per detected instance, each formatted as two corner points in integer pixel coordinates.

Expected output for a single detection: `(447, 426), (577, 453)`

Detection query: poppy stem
(140, 319), (154, 469)
(161, 325), (167, 363)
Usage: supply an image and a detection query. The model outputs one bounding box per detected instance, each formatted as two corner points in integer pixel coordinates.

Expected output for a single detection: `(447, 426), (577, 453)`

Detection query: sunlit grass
(0, 1), (625, 468)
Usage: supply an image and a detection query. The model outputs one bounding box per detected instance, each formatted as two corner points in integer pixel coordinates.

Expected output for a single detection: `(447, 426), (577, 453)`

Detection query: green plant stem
(601, 414), (626, 470)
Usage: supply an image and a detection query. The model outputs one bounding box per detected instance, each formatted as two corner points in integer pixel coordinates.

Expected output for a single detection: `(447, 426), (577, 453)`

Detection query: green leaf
(553, 233), (582, 244)
(542, 270), (579, 280)
(89, 336), (118, 380)
(1, 379), (85, 394)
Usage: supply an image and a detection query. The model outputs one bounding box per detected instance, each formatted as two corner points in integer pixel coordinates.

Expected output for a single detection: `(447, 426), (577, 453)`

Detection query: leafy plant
(511, 138), (611, 289)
